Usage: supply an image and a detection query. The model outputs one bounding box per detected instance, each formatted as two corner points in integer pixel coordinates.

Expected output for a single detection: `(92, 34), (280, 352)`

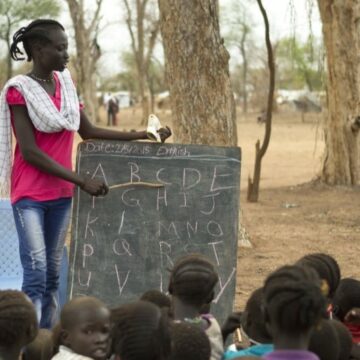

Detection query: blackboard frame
(69, 140), (241, 323)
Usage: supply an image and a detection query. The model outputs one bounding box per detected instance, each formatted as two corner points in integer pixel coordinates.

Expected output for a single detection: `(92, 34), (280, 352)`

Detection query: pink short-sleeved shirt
(6, 72), (77, 204)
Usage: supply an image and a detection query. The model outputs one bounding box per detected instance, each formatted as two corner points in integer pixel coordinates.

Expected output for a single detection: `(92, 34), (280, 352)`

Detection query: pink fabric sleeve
(6, 87), (26, 105)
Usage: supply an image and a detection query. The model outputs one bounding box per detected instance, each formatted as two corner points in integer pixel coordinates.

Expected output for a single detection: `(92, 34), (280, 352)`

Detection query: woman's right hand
(80, 177), (109, 197)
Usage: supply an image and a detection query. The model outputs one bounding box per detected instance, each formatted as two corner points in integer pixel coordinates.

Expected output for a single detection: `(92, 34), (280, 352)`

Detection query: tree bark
(158, 0), (237, 146)
(317, 0), (360, 185)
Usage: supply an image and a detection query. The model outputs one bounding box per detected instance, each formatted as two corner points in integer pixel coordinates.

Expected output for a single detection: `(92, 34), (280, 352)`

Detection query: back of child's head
(332, 277), (360, 321)
(170, 322), (211, 360)
(168, 253), (218, 307)
(0, 290), (38, 349)
(308, 319), (340, 360)
(111, 300), (171, 360)
(140, 289), (171, 309)
(331, 319), (353, 360)
(23, 329), (53, 360)
(10, 19), (65, 62)
(296, 253), (341, 298)
(263, 264), (326, 336)
(241, 287), (272, 344)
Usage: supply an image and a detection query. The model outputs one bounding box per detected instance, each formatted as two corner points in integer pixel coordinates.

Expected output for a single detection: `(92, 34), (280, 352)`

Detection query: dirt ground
(75, 106), (360, 310)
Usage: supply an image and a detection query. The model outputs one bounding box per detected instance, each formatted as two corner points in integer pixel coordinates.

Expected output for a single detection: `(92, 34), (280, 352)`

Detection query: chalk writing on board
(70, 140), (241, 324)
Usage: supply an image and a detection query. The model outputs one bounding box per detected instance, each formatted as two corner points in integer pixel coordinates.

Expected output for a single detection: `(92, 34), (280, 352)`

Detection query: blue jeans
(12, 197), (72, 329)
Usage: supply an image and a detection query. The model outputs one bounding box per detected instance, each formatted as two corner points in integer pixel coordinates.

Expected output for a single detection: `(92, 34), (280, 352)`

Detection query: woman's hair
(111, 301), (171, 360)
(308, 319), (340, 360)
(263, 265), (326, 335)
(0, 290), (38, 348)
(140, 290), (171, 309)
(331, 320), (353, 360)
(170, 322), (211, 360)
(23, 329), (54, 360)
(332, 277), (360, 321)
(296, 253), (341, 298)
(241, 287), (272, 344)
(168, 253), (218, 307)
(10, 19), (64, 62)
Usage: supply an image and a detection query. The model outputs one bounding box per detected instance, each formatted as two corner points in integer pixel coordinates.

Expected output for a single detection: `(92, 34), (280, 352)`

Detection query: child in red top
(0, 19), (171, 329)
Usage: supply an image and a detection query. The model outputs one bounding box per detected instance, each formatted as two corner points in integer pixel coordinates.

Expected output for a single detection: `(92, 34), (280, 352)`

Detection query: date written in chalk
(83, 142), (190, 157)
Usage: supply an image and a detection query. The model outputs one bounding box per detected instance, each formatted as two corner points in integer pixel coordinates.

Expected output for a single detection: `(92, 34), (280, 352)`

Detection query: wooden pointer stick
(109, 182), (164, 189)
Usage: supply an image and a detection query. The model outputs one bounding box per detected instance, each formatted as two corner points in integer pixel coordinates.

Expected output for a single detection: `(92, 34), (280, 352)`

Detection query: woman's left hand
(157, 126), (172, 143)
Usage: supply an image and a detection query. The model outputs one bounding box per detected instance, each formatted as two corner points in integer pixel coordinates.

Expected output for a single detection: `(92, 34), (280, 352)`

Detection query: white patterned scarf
(0, 68), (80, 196)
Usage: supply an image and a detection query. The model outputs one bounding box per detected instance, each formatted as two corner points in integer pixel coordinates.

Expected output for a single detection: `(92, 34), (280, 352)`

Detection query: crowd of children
(1, 252), (360, 360)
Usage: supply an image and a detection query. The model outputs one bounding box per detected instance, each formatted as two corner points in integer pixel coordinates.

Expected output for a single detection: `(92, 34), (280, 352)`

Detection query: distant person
(168, 253), (223, 360)
(107, 96), (119, 126)
(51, 296), (111, 360)
(0, 18), (171, 329)
(0, 290), (38, 360)
(257, 109), (266, 123)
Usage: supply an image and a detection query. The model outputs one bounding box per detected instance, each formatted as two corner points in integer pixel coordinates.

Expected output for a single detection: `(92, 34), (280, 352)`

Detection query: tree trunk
(247, 0), (275, 203)
(158, 0), (237, 146)
(317, 0), (360, 185)
(6, 43), (12, 80)
(66, 0), (102, 123)
(139, 72), (150, 125)
(239, 26), (248, 114)
(6, 23), (12, 80)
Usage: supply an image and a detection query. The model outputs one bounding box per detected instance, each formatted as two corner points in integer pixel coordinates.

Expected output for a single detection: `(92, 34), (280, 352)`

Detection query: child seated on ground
(0, 290), (38, 360)
(308, 319), (339, 360)
(23, 328), (54, 360)
(168, 253), (223, 360)
(262, 264), (326, 360)
(170, 322), (211, 360)
(331, 319), (353, 360)
(51, 296), (111, 360)
(296, 253), (341, 317)
(111, 300), (171, 360)
(222, 287), (273, 359)
(140, 289), (171, 312)
(332, 277), (360, 359)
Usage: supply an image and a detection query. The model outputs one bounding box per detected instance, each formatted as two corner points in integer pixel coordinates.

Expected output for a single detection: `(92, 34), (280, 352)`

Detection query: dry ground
(74, 106), (360, 310)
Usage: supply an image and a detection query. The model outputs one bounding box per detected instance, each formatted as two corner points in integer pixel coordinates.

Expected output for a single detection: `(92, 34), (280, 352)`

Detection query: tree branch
(256, 0), (275, 158)
(144, 19), (159, 72)
(89, 0), (103, 33)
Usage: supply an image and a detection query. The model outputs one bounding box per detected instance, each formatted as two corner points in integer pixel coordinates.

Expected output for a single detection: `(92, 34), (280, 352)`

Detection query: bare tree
(247, 0), (275, 202)
(221, 1), (253, 113)
(317, 0), (360, 185)
(158, 0), (237, 146)
(122, 0), (159, 125)
(0, 0), (60, 80)
(65, 0), (103, 123)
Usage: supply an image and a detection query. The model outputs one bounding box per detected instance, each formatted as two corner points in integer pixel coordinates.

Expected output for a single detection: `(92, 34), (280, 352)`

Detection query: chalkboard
(69, 140), (241, 324)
